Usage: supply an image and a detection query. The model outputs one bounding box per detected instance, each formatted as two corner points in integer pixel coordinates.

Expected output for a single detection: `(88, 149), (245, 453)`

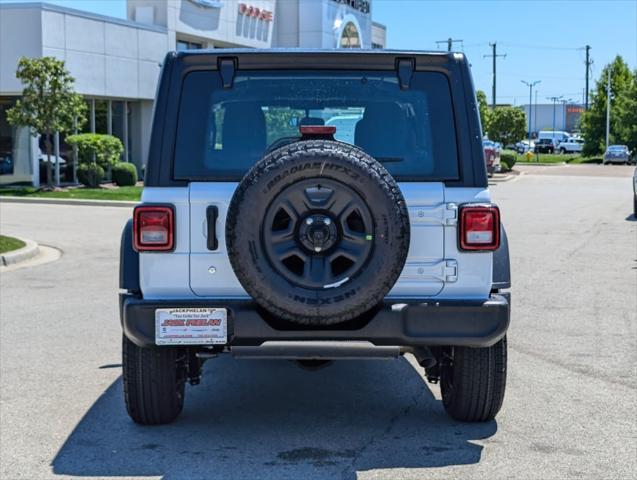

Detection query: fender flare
(120, 219), (140, 293)
(492, 224), (510, 290)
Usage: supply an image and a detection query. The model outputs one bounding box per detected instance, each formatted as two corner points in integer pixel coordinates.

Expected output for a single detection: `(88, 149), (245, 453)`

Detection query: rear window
(173, 70), (459, 181)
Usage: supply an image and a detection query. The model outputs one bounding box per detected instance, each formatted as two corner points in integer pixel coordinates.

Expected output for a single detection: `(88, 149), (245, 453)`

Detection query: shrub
(77, 163), (104, 188)
(111, 162), (138, 186)
(66, 133), (123, 169)
(500, 152), (516, 171)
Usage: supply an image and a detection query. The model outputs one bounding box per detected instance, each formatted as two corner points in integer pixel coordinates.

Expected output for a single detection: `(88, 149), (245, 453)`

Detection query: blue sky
(375, 0), (637, 105)
(2, 0), (635, 105)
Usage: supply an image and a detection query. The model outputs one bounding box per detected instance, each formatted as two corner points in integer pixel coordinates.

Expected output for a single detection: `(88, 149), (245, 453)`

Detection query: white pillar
(31, 134), (40, 188)
(54, 131), (61, 186)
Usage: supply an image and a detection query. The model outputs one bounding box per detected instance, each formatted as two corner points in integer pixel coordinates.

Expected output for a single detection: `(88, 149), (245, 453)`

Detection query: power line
(497, 93), (582, 100)
(455, 41), (585, 51)
(484, 42), (507, 108)
(500, 42), (580, 51)
(498, 72), (582, 80)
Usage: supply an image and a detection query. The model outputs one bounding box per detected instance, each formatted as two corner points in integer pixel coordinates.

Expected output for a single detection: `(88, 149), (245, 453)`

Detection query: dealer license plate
(155, 308), (227, 346)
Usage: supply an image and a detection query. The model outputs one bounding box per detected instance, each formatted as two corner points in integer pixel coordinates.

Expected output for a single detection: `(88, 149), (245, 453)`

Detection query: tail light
(133, 205), (174, 252)
(459, 204), (500, 251)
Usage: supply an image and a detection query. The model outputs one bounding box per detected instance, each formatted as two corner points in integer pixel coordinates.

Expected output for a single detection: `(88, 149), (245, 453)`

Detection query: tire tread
(442, 336), (507, 422)
(122, 335), (185, 425)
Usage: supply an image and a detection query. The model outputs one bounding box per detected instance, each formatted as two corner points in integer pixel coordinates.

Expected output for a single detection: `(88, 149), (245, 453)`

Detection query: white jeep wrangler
(119, 50), (511, 425)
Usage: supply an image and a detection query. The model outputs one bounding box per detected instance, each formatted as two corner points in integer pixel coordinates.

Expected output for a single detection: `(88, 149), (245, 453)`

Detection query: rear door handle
(206, 206), (219, 251)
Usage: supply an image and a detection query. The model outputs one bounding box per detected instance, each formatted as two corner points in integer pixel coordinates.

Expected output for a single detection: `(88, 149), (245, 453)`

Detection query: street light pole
(534, 90), (538, 134)
(521, 80), (540, 146)
(561, 98), (573, 131)
(605, 68), (611, 150)
(548, 96), (563, 139)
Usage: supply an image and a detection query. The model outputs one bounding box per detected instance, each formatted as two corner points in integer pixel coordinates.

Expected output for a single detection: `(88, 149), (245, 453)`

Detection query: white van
(537, 131), (570, 145)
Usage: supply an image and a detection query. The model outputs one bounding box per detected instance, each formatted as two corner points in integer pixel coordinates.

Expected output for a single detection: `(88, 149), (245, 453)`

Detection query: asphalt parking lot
(1, 164), (636, 480)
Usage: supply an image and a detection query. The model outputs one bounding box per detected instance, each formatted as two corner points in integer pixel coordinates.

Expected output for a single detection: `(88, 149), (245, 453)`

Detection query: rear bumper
(120, 293), (510, 350)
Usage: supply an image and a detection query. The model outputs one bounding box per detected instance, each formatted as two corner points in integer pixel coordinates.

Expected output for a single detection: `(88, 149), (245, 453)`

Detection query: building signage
(238, 3), (274, 21)
(188, 0), (224, 8)
(331, 0), (370, 14)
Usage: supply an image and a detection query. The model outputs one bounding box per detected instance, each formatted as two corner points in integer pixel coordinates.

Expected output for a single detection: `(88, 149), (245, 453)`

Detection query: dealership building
(0, 0), (386, 185)
(520, 103), (584, 134)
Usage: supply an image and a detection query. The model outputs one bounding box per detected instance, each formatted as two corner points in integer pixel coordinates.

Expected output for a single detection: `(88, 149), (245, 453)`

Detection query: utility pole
(484, 42), (506, 108)
(606, 68), (611, 149)
(584, 45), (592, 109)
(436, 38), (463, 52)
(521, 80), (541, 146)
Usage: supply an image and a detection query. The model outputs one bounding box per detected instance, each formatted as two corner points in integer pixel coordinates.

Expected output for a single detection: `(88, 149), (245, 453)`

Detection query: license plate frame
(155, 308), (227, 346)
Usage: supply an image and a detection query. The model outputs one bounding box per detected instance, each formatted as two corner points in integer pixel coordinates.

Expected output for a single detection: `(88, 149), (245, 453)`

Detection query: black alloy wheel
(262, 178), (374, 290)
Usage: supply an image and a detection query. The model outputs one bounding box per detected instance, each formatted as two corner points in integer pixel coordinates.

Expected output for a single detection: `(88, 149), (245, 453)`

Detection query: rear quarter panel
(138, 187), (193, 299)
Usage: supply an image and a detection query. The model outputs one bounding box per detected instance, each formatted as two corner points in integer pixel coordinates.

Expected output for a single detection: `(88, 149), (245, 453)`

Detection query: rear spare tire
(226, 140), (410, 326)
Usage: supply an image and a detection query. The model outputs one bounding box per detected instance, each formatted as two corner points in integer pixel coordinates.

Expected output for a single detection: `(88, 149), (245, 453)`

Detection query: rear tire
(440, 336), (507, 422)
(122, 335), (186, 425)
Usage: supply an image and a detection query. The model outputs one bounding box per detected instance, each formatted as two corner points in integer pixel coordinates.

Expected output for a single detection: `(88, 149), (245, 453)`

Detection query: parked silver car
(633, 166), (637, 216)
(514, 140), (534, 154)
(603, 145), (632, 165)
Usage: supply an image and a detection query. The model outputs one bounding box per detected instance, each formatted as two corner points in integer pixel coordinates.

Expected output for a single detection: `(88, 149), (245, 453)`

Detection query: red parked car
(483, 140), (501, 176)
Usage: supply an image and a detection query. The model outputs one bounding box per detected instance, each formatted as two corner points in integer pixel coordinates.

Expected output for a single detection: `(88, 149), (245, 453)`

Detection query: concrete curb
(515, 162), (567, 166)
(490, 172), (519, 182)
(0, 196), (138, 208)
(1, 238), (39, 266)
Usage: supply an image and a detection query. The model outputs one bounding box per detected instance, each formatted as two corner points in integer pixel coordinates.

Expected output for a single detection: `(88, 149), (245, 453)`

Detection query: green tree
(6, 56), (86, 188)
(581, 55), (634, 156)
(615, 70), (637, 154)
(488, 106), (527, 146)
(476, 90), (491, 137)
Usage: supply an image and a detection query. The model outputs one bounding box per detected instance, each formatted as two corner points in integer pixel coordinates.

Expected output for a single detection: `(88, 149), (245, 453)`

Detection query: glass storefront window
(177, 40), (203, 51)
(80, 99), (92, 133)
(111, 100), (132, 162)
(95, 100), (108, 133)
(0, 96), (34, 184)
(0, 98), (14, 176)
